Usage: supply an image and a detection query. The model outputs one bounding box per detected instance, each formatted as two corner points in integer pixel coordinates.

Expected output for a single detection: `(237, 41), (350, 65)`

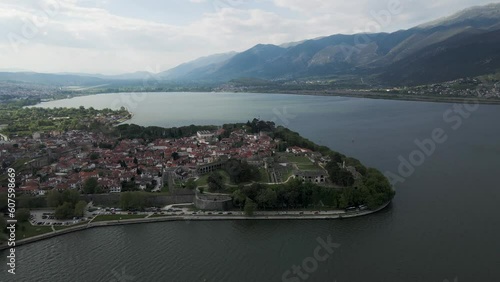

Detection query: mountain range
(158, 3), (500, 86)
(2, 3), (500, 88)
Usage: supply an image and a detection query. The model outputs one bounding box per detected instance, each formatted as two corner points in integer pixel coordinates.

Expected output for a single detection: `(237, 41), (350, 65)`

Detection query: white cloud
(0, 0), (497, 74)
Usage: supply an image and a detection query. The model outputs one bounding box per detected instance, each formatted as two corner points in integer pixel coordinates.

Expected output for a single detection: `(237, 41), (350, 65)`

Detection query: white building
(197, 131), (214, 139)
(109, 185), (121, 193)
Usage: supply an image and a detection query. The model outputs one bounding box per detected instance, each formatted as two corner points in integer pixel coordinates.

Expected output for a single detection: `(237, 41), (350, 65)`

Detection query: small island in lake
(0, 108), (394, 245)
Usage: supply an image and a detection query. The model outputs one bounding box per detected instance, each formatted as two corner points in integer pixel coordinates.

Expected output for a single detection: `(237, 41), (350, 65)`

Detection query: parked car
(345, 206), (357, 212)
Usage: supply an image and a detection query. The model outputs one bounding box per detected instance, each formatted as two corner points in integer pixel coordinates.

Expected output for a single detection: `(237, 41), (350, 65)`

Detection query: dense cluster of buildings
(0, 128), (277, 195)
(404, 78), (500, 98)
(0, 82), (63, 101)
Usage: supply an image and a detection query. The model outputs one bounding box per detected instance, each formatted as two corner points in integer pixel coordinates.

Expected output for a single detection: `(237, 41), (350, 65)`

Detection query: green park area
(194, 170), (231, 187)
(286, 155), (322, 171)
(258, 168), (270, 183)
(15, 222), (53, 239)
(0, 106), (130, 138)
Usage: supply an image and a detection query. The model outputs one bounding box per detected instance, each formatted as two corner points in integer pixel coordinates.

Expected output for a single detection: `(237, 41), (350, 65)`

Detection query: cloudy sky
(0, 0), (496, 74)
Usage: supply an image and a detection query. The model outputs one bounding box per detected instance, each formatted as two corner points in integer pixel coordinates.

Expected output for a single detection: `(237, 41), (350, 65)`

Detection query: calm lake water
(3, 92), (500, 282)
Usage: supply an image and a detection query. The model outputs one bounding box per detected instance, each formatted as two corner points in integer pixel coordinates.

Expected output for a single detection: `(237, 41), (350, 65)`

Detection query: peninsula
(0, 109), (395, 246)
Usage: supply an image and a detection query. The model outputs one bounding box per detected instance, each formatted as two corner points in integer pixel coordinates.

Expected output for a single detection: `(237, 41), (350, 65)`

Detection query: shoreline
(31, 91), (500, 106)
(238, 90), (500, 105)
(0, 201), (391, 251)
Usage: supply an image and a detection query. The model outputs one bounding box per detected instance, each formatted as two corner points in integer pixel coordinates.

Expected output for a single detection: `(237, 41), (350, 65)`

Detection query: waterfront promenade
(0, 201), (391, 251)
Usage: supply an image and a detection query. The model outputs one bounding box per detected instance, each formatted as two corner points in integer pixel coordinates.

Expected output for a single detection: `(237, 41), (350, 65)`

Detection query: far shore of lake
(31, 90), (500, 107)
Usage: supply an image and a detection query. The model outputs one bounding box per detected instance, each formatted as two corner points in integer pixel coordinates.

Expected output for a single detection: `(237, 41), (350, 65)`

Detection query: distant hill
(0, 71), (157, 86)
(0, 72), (105, 86)
(160, 3), (500, 86)
(1, 3), (499, 88)
(159, 52), (237, 81)
(58, 71), (154, 80)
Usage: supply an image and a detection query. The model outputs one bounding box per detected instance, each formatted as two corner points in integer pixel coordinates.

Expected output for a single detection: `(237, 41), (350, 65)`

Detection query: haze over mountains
(160, 3), (500, 86)
(2, 3), (500, 87)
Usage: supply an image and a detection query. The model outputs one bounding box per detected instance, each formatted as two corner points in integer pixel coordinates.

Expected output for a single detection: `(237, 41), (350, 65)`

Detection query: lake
(3, 92), (500, 282)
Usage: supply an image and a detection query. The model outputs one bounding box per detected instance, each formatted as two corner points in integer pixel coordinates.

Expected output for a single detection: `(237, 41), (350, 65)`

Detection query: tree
(16, 208), (31, 222)
(18, 194), (46, 209)
(244, 198), (256, 216)
(338, 170), (355, 187)
(327, 162), (354, 187)
(338, 189), (353, 209)
(330, 152), (343, 164)
(55, 202), (74, 219)
(119, 160), (127, 168)
(74, 200), (87, 217)
(185, 179), (197, 190)
(256, 188), (277, 209)
(121, 181), (137, 192)
(120, 192), (147, 210)
(47, 190), (63, 207)
(62, 189), (80, 205)
(18, 195), (32, 209)
(83, 178), (98, 194)
(89, 152), (100, 160)
(225, 159), (259, 184)
(232, 188), (246, 208)
(171, 152), (180, 160)
(207, 172), (225, 192)
(242, 183), (264, 200)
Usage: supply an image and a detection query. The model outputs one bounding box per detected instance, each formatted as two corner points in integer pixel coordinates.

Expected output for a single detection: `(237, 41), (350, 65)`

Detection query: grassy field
(281, 166), (294, 182)
(287, 155), (321, 171)
(161, 184), (169, 193)
(16, 222), (53, 239)
(92, 214), (147, 222)
(195, 170), (231, 187)
(195, 174), (210, 186)
(259, 168), (270, 183)
(173, 178), (184, 188)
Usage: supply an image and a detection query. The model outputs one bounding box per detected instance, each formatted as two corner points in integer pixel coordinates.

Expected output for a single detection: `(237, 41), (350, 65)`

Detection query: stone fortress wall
(194, 192), (233, 211)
